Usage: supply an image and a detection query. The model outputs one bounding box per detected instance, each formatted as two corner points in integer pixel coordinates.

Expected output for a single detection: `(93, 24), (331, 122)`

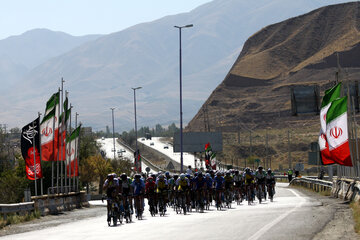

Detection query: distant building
(82, 127), (93, 136)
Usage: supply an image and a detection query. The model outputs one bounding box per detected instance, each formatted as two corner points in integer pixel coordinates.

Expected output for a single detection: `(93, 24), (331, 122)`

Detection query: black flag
(21, 117), (43, 180)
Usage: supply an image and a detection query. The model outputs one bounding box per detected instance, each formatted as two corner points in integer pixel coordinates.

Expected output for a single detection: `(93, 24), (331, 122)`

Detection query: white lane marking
(247, 189), (306, 240)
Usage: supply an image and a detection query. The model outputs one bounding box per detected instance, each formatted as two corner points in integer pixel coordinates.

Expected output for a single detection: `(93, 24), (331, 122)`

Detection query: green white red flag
(205, 142), (216, 170)
(318, 83), (341, 165)
(66, 126), (81, 176)
(326, 96), (353, 166)
(40, 108), (56, 161)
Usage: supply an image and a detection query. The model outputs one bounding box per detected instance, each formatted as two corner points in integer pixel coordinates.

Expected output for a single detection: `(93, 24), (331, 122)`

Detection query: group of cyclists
(102, 166), (276, 226)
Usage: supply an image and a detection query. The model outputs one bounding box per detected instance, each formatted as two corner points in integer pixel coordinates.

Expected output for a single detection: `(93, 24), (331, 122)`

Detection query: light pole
(110, 107), (116, 160)
(132, 87), (142, 173)
(174, 24), (193, 173)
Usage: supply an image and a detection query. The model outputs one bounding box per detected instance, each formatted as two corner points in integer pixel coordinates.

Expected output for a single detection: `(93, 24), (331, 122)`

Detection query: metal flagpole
(68, 104), (72, 191)
(38, 112), (43, 196)
(352, 96), (359, 178)
(32, 119), (37, 196)
(75, 113), (79, 191)
(64, 91), (69, 192)
(60, 78), (65, 192)
(52, 88), (60, 194)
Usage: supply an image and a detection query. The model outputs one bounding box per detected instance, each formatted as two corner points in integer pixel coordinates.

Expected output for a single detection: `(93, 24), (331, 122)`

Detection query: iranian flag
(205, 142), (216, 170)
(45, 92), (59, 116)
(319, 83), (341, 165)
(326, 96), (353, 166)
(66, 126), (81, 176)
(58, 102), (71, 161)
(40, 109), (56, 161)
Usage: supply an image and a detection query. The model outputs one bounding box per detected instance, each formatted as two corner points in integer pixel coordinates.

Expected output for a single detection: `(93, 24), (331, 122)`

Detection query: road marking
(247, 189), (306, 240)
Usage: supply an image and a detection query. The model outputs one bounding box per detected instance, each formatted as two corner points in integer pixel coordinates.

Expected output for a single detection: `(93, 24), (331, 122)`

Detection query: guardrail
(290, 177), (333, 192)
(0, 202), (34, 220)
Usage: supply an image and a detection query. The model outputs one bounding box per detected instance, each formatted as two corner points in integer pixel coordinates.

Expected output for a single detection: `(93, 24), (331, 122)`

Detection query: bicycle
(267, 183), (275, 202)
(147, 192), (157, 217)
(224, 188), (232, 209)
(134, 194), (144, 220)
(123, 195), (133, 223)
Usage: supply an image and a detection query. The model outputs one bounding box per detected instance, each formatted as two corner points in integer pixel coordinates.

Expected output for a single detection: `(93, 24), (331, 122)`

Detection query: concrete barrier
(0, 202), (34, 220)
(31, 191), (89, 215)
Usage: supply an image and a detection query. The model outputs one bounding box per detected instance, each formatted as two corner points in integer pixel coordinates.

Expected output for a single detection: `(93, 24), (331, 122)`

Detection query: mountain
(0, 29), (101, 90)
(186, 1), (360, 132)
(1, 0), (351, 131)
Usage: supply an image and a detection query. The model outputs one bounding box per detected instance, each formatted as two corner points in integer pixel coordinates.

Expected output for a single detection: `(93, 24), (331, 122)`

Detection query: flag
(319, 83), (341, 165)
(45, 92), (59, 116)
(66, 126), (81, 176)
(21, 117), (43, 180)
(326, 96), (353, 166)
(40, 109), (56, 161)
(205, 142), (216, 170)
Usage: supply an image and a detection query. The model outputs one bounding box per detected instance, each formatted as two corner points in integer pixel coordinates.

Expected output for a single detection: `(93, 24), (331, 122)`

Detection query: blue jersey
(194, 177), (207, 190)
(214, 176), (225, 190)
(131, 179), (145, 196)
(205, 177), (213, 189)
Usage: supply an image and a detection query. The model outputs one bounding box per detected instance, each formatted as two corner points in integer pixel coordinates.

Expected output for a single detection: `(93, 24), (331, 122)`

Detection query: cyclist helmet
(135, 174), (141, 179)
(225, 171), (231, 176)
(173, 174), (179, 180)
(120, 173), (127, 181)
(198, 172), (203, 178)
(245, 168), (251, 173)
(216, 171), (222, 176)
(235, 170), (239, 174)
(159, 174), (165, 179)
(180, 173), (186, 180)
(147, 176), (153, 182)
(151, 173), (156, 179)
(267, 168), (272, 174)
(258, 166), (263, 170)
(112, 173), (117, 178)
(107, 173), (114, 181)
(205, 173), (211, 178)
(165, 171), (170, 177)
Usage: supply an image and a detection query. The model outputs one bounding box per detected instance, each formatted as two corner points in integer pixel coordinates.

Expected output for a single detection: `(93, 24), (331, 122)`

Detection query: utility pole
(288, 129), (292, 169)
(266, 130), (269, 169)
(237, 120), (240, 144)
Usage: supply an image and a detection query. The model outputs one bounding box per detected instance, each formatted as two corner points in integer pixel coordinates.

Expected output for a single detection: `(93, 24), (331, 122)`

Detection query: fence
(0, 202), (34, 220)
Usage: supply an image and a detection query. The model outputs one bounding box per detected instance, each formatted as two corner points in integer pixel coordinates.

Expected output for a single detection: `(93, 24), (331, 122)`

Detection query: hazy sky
(0, 0), (212, 40)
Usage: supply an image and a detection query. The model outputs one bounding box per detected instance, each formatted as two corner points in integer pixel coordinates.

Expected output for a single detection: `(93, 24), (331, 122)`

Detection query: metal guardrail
(291, 176), (333, 188)
(0, 202), (34, 220)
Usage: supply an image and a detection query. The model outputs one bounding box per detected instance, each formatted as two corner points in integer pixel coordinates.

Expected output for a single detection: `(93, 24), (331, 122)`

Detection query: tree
(87, 155), (113, 194)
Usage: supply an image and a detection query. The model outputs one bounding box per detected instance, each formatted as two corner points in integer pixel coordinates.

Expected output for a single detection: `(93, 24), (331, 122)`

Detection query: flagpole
(75, 113), (79, 192)
(60, 78), (65, 193)
(351, 96), (359, 178)
(38, 112), (43, 196)
(32, 119), (37, 196)
(68, 103), (72, 191)
(56, 86), (61, 194)
(64, 91), (69, 192)
(52, 89), (60, 194)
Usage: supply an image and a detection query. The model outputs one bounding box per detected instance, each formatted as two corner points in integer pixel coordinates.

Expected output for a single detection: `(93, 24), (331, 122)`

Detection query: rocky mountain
(0, 0), (351, 131)
(187, 1), (360, 132)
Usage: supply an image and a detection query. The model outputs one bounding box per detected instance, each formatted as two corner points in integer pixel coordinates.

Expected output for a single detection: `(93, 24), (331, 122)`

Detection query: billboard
(291, 85), (320, 115)
(173, 132), (223, 153)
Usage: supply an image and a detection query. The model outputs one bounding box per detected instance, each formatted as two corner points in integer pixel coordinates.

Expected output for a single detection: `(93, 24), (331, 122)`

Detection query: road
(97, 138), (154, 172)
(1, 183), (357, 240)
(139, 137), (204, 169)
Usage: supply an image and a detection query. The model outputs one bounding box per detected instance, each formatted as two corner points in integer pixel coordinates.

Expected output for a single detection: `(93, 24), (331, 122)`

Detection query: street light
(110, 107), (116, 160)
(132, 87), (142, 173)
(174, 24), (193, 173)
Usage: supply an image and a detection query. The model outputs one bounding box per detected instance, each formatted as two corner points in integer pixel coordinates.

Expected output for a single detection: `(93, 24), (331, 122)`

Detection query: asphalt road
(1, 183), (357, 240)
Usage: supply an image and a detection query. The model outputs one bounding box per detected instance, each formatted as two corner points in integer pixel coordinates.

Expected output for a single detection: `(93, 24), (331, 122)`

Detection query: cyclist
(214, 171), (225, 208)
(145, 176), (157, 214)
(233, 170), (242, 202)
(103, 173), (120, 222)
(194, 172), (207, 212)
(156, 174), (168, 213)
(255, 166), (267, 202)
(224, 171), (234, 206)
(244, 168), (255, 204)
(176, 173), (190, 212)
(204, 173), (213, 207)
(266, 168), (276, 201)
(131, 174), (145, 218)
(120, 173), (133, 214)
(287, 169), (293, 182)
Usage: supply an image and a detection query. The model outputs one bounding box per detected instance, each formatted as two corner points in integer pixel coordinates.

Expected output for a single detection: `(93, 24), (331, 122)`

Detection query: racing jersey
(255, 170), (266, 184)
(103, 178), (120, 198)
(214, 176), (225, 190)
(266, 173), (275, 184)
(121, 178), (132, 196)
(194, 176), (207, 190)
(131, 179), (145, 196)
(175, 178), (190, 191)
(244, 172), (255, 185)
(145, 181), (156, 194)
(205, 177), (213, 189)
(156, 179), (168, 192)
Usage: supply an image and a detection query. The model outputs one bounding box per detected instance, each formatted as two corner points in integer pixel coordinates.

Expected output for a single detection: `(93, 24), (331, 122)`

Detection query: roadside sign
(145, 167), (150, 173)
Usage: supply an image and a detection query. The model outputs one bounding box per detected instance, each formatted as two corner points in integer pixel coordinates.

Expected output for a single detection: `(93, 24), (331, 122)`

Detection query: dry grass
(0, 211), (41, 229)
(350, 201), (360, 233)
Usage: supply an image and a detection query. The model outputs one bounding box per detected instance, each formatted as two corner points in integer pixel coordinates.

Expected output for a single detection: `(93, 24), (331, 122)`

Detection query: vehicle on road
(164, 145), (169, 149)
(150, 142), (154, 146)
